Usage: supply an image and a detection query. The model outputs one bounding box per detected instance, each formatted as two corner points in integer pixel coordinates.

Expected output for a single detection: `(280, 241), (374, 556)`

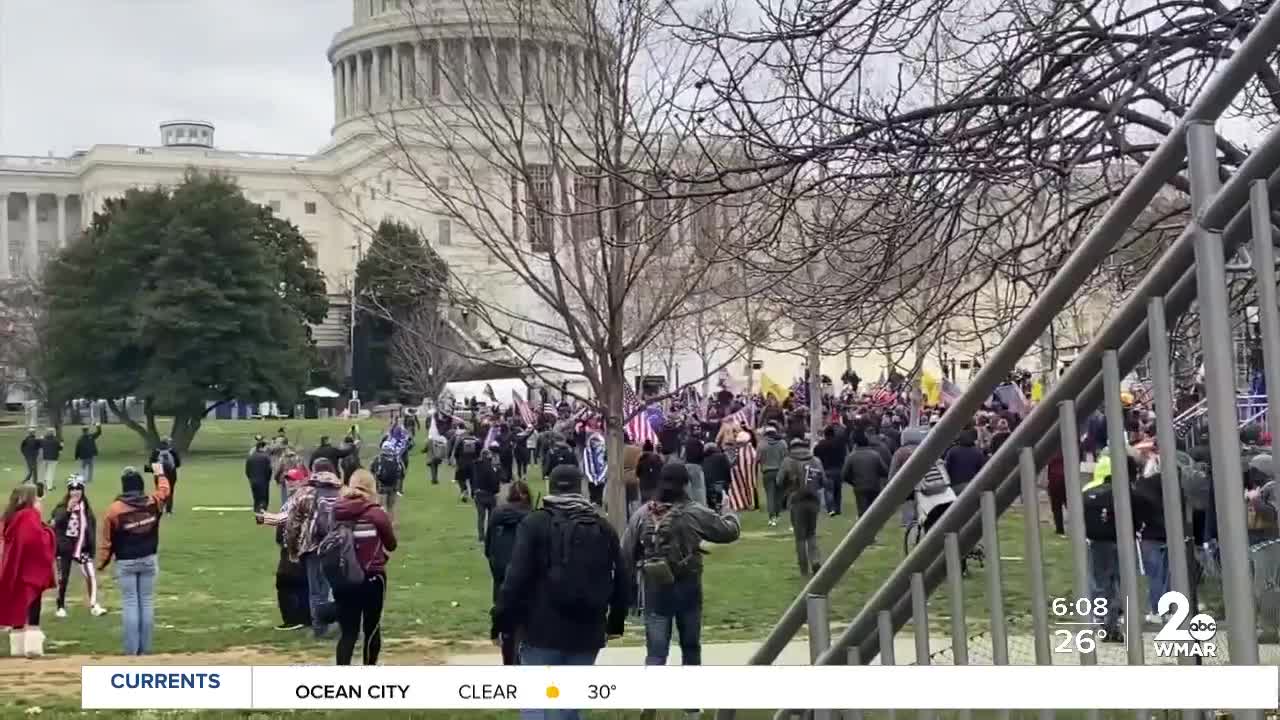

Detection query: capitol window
(304, 201), (318, 215)
(269, 200), (282, 212)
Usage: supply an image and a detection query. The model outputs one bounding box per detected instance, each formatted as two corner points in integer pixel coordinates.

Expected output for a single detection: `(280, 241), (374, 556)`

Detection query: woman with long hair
(0, 484), (56, 657)
(484, 480), (532, 665)
(332, 469), (397, 665)
(50, 474), (107, 618)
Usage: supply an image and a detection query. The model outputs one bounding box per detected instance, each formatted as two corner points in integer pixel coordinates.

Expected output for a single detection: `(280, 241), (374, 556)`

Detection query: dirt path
(1, 639), (448, 700)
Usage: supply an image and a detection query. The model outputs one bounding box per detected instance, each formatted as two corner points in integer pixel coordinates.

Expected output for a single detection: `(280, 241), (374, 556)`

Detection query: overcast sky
(0, 0), (350, 157)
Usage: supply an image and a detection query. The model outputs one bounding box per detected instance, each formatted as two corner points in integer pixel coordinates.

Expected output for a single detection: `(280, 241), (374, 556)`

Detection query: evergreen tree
(44, 171), (328, 451)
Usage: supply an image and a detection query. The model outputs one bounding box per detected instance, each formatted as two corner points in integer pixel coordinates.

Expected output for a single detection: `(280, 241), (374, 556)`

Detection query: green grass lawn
(0, 418), (1081, 715)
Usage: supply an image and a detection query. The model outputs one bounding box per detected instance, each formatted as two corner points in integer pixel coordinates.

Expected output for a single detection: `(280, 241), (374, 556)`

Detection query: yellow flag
(760, 373), (790, 401)
(921, 371), (941, 405)
(1031, 380), (1044, 402)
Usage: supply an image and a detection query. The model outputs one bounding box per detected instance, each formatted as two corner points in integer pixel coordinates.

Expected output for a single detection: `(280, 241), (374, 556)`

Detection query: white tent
(441, 378), (529, 406)
(305, 386), (341, 399)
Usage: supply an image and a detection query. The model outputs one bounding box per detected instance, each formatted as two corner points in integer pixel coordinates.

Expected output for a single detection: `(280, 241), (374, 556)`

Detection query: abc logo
(1188, 614), (1217, 642)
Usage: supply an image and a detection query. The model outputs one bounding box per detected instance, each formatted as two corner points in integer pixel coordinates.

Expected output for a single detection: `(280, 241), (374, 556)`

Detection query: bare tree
(389, 301), (472, 401)
(0, 280), (63, 434)
(354, 0), (757, 530)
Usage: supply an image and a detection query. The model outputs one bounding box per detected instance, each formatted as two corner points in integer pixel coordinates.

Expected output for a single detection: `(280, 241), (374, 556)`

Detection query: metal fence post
(981, 490), (1009, 665)
(1019, 448), (1052, 665)
(1058, 400), (1098, 666)
(807, 594), (832, 720)
(1103, 350), (1145, 665)
(1188, 121), (1261, 670)
(844, 647), (863, 720)
(878, 610), (896, 720)
(1252, 180), (1280, 464)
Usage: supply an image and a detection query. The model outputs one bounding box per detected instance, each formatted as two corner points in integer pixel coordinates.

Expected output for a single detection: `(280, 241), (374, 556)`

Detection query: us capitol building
(0, 0), (574, 374)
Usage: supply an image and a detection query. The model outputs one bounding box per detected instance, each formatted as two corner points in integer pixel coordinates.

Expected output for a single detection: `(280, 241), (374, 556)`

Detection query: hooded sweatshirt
(97, 476), (171, 569)
(757, 433), (789, 473)
(333, 495), (397, 575)
(283, 471), (342, 561)
(777, 445), (821, 504)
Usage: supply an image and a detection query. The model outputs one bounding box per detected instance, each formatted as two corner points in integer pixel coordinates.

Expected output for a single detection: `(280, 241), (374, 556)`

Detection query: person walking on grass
(842, 431), (889, 521)
(1, 484), (56, 658)
(778, 439), (824, 576)
(493, 465), (629, 720)
(50, 475), (107, 618)
(74, 424), (102, 485)
(277, 458), (343, 639)
(485, 480), (532, 665)
(246, 440), (274, 513)
(39, 428), (63, 498)
(370, 441), (405, 517)
(623, 463), (740, 669)
(97, 464), (171, 655)
(146, 438), (181, 515)
(332, 470), (397, 666)
(20, 429), (40, 485)
(757, 424), (788, 527)
(471, 444), (502, 544)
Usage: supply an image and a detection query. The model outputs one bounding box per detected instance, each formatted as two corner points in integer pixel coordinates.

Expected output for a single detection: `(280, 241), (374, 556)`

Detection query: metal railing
(725, 4), (1280, 718)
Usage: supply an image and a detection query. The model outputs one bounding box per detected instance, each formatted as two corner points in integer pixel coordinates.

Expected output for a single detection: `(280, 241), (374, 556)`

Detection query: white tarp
(441, 378), (529, 406)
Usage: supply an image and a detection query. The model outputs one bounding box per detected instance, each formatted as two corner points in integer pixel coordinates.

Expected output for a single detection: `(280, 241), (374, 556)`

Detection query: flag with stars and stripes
(512, 390), (535, 426)
(624, 384), (657, 447)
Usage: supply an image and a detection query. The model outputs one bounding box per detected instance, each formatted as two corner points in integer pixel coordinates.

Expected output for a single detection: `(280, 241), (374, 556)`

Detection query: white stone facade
(0, 0), (563, 356)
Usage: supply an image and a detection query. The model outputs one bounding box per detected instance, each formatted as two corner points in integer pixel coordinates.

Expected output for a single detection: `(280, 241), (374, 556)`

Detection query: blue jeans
(1087, 540), (1120, 629)
(115, 555), (158, 655)
(518, 645), (600, 720)
(303, 553), (334, 637)
(644, 577), (703, 665)
(1140, 539), (1169, 615)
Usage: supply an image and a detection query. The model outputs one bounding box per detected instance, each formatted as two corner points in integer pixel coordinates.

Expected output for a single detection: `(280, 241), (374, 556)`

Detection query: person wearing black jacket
(1132, 444), (1169, 623)
(147, 439), (182, 515)
(700, 443), (732, 511)
(943, 429), (985, 496)
(493, 465), (628, 687)
(484, 480), (532, 665)
(74, 425), (103, 486)
(308, 436), (352, 471)
(20, 429), (40, 485)
(813, 427), (847, 516)
(39, 429), (64, 498)
(637, 441), (665, 503)
(245, 441), (274, 512)
(471, 446), (502, 543)
(842, 431), (889, 518)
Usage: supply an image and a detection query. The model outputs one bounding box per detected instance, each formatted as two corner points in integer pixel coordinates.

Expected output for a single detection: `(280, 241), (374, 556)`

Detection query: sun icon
(545, 685), (561, 700)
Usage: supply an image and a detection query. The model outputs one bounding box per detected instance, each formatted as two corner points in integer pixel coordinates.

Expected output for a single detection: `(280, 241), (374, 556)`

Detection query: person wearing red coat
(1, 484), (56, 657)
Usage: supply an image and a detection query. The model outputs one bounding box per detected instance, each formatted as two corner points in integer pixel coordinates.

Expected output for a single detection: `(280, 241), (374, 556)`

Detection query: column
(431, 40), (442, 97)
(26, 193), (38, 275)
(344, 57), (355, 115)
(390, 43), (401, 105)
(355, 51), (366, 112)
(414, 42), (426, 100)
(0, 193), (9, 279)
(56, 194), (66, 248)
(371, 46), (383, 108)
(333, 63), (343, 122)
(459, 37), (472, 101)
(537, 42), (547, 100)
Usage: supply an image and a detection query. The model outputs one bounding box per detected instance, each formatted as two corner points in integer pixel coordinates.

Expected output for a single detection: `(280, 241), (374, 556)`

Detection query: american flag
(940, 378), (963, 407)
(512, 390), (535, 426)
(624, 384), (657, 447)
(869, 384), (896, 407)
(726, 400), (756, 428)
(791, 378), (809, 407)
(727, 440), (758, 511)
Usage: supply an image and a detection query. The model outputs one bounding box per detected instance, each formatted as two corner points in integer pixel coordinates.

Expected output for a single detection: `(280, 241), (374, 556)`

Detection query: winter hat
(764, 425), (779, 436)
(549, 464), (584, 494)
(789, 438), (808, 448)
(120, 467), (145, 495)
(312, 458), (337, 475)
(66, 474), (85, 490)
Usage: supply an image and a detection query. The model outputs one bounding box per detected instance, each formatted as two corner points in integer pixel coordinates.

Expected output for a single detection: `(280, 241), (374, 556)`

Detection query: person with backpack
(493, 464), (629, 710)
(622, 463), (740, 667)
(455, 431), (481, 502)
(485, 480), (532, 665)
(425, 429), (448, 486)
(370, 442), (405, 517)
(97, 465), (171, 655)
(1081, 450), (1139, 643)
(472, 443), (503, 543)
(49, 475), (107, 618)
(277, 458), (343, 639)
(328, 469), (397, 665)
(777, 438), (824, 576)
(146, 438), (181, 515)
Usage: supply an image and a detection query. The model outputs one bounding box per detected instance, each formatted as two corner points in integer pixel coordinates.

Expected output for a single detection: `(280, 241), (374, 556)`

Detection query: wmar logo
(1152, 591), (1218, 658)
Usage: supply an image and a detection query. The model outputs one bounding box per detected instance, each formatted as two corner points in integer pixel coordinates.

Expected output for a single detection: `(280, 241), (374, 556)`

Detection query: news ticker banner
(82, 665), (1277, 710)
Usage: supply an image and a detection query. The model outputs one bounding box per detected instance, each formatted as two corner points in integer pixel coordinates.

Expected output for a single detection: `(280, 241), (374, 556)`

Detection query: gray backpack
(317, 522), (365, 591)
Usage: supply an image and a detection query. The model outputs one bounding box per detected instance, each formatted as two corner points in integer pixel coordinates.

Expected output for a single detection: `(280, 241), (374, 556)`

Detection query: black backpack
(1082, 483), (1116, 541)
(372, 454), (404, 491)
(543, 507), (615, 614)
(317, 521), (365, 591)
(487, 512), (523, 576)
(639, 504), (693, 585)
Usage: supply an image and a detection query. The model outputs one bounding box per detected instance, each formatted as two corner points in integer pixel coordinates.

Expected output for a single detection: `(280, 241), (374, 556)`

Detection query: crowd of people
(2, 369), (1276, 720)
